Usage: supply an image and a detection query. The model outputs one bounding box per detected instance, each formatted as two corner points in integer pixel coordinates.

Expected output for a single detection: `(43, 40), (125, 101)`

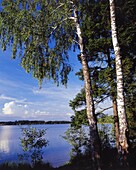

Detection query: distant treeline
(0, 120), (71, 126)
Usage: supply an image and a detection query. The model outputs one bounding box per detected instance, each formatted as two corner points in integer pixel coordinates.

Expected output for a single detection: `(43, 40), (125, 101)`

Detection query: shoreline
(0, 120), (71, 126)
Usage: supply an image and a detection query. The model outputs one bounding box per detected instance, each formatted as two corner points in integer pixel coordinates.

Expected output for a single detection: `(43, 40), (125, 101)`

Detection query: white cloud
(2, 101), (28, 115)
(2, 101), (15, 115)
(1, 101), (52, 120)
(0, 94), (27, 103)
(34, 110), (50, 116)
(0, 94), (45, 107)
(0, 49), (83, 121)
(0, 82), (81, 120)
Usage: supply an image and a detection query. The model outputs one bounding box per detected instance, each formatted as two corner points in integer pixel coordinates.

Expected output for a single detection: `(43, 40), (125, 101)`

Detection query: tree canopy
(0, 0), (77, 85)
(0, 0), (135, 168)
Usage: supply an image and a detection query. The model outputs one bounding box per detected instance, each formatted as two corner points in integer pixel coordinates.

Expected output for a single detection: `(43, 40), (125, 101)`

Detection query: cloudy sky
(0, 48), (84, 121)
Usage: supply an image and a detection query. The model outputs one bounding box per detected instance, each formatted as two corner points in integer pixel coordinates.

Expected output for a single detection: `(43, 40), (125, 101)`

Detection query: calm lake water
(0, 124), (113, 167)
(0, 124), (72, 167)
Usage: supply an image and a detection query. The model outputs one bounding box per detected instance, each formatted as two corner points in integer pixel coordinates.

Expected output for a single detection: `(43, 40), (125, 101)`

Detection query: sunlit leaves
(0, 0), (74, 86)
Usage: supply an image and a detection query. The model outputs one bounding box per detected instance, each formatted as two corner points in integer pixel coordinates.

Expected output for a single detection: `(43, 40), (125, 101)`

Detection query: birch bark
(72, 3), (101, 170)
(109, 0), (129, 154)
(112, 99), (119, 148)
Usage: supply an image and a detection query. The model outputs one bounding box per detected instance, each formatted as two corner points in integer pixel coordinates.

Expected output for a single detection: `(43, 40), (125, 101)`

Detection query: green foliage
(0, 0), (75, 86)
(63, 126), (88, 160)
(69, 87), (113, 127)
(69, 0), (135, 139)
(116, 0), (136, 56)
(0, 0), (135, 168)
(98, 114), (114, 124)
(98, 124), (115, 149)
(69, 88), (86, 111)
(63, 124), (116, 162)
(81, 0), (112, 55)
(19, 126), (48, 165)
(127, 110), (136, 148)
(116, 0), (136, 122)
(70, 110), (88, 128)
(116, 1), (136, 141)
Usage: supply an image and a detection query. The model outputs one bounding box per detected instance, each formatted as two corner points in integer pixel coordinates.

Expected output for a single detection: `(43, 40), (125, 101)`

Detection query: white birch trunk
(109, 0), (129, 153)
(112, 99), (119, 149)
(72, 2), (101, 170)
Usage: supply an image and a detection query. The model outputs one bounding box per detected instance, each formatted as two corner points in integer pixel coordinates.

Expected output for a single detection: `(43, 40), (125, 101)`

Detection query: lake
(0, 124), (113, 168)
(0, 124), (72, 167)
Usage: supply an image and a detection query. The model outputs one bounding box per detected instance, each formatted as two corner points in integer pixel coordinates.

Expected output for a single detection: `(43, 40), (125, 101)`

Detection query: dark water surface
(0, 124), (71, 167)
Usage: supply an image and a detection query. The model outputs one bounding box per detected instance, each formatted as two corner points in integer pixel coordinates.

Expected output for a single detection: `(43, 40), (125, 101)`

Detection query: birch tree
(71, 2), (101, 169)
(109, 0), (129, 155)
(0, 0), (101, 169)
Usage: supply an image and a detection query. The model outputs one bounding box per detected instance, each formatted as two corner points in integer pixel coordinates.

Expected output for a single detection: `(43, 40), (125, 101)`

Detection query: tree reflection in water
(19, 126), (48, 165)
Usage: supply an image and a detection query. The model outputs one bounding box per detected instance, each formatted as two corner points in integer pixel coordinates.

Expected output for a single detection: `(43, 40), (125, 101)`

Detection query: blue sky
(0, 47), (112, 121)
(0, 47), (85, 121)
(0, 1), (112, 121)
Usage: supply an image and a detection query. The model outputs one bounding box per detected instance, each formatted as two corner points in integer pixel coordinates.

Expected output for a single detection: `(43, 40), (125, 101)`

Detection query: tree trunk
(112, 99), (119, 148)
(81, 56), (101, 170)
(72, 3), (101, 170)
(109, 0), (129, 155)
(106, 49), (120, 149)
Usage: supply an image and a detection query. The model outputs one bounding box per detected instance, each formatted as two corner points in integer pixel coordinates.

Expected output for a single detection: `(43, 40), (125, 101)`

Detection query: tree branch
(94, 95), (109, 106)
(51, 3), (65, 14)
(96, 106), (113, 116)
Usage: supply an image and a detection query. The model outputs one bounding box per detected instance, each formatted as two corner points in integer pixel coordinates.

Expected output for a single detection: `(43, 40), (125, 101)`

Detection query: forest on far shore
(0, 120), (71, 125)
(0, 114), (114, 126)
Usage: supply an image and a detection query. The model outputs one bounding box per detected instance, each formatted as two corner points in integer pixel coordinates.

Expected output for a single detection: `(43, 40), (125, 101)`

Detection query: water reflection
(0, 126), (12, 153)
(0, 124), (71, 167)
